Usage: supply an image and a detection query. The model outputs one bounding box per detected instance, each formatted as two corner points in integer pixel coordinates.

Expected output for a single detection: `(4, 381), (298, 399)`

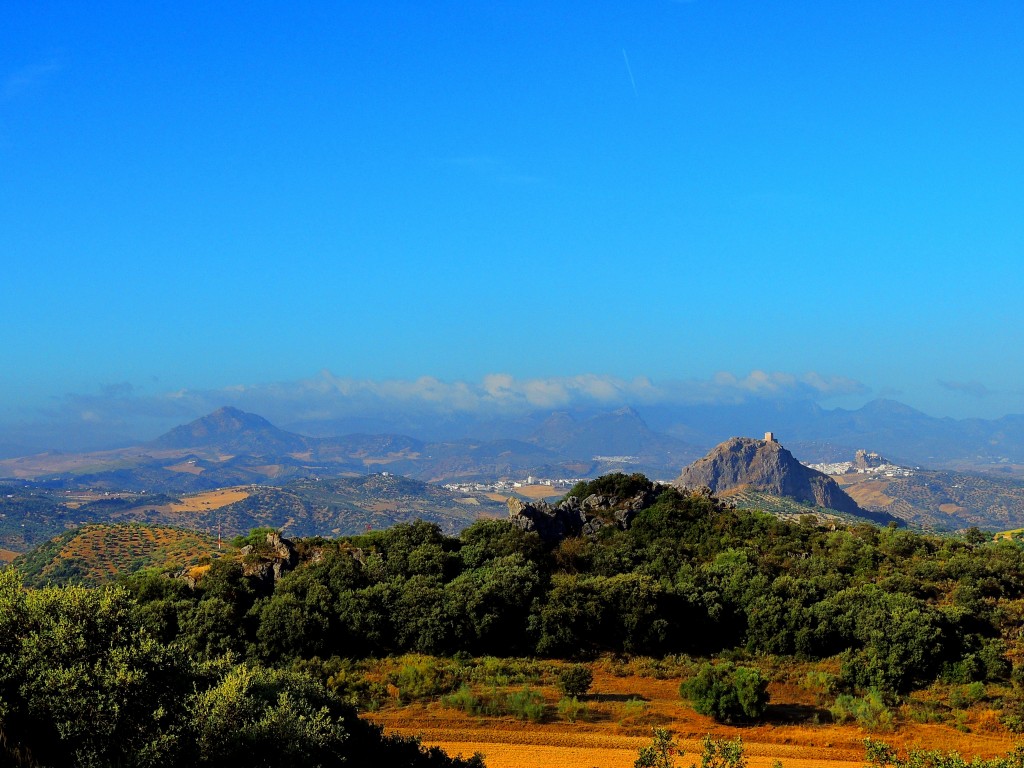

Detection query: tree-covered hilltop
(117, 473), (1023, 700)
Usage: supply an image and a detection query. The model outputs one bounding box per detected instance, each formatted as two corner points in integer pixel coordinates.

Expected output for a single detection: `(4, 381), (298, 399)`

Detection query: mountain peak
(674, 435), (878, 519)
(150, 407), (309, 454)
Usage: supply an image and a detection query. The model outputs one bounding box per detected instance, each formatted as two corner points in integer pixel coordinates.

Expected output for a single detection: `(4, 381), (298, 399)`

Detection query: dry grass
(516, 485), (564, 500)
(834, 478), (895, 507)
(164, 461), (205, 475)
(420, 739), (865, 768)
(167, 487), (250, 513)
(0, 548), (20, 564)
(368, 663), (1018, 768)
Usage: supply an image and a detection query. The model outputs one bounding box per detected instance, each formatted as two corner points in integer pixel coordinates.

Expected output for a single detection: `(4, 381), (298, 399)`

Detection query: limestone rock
(506, 486), (658, 543)
(240, 530), (298, 583)
(674, 436), (866, 517)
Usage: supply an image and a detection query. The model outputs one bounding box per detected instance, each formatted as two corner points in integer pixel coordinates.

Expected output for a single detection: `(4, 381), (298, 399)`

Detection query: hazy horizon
(1, 368), (1022, 457)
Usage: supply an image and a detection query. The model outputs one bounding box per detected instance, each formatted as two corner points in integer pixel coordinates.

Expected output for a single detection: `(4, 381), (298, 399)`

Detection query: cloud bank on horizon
(0, 369), (871, 451)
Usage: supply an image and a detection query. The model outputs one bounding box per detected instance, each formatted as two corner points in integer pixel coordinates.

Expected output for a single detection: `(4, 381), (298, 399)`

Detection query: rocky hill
(674, 436), (894, 523)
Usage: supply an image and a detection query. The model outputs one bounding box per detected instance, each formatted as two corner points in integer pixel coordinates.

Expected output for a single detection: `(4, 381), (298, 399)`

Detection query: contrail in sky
(622, 48), (639, 100)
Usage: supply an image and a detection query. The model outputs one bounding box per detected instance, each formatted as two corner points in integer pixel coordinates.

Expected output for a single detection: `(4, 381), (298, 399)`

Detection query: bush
(557, 664), (594, 698)
(557, 696), (587, 723)
(949, 681), (987, 710)
(441, 684), (482, 715)
(467, 656), (544, 686)
(619, 697), (651, 726)
(564, 473), (654, 503)
(680, 662), (769, 723)
(505, 686), (546, 722)
(694, 734), (747, 768)
(863, 738), (1024, 768)
(388, 657), (460, 703)
(634, 728), (681, 768)
(634, 731), (747, 768)
(829, 690), (895, 732)
(805, 670), (838, 706)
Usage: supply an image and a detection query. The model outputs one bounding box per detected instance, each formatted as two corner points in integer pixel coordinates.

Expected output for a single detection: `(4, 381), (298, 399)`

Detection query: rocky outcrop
(507, 489), (656, 543)
(853, 449), (890, 470)
(240, 530), (298, 584)
(674, 437), (868, 517)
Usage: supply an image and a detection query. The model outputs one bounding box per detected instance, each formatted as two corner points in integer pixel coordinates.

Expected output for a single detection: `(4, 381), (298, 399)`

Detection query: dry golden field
(165, 460), (206, 474)
(166, 487), (251, 513)
(361, 452), (422, 467)
(483, 486), (565, 504)
(831, 477), (895, 507)
(369, 666), (1017, 768)
(515, 485), (565, 500)
(60, 490), (140, 509)
(0, 548), (19, 564)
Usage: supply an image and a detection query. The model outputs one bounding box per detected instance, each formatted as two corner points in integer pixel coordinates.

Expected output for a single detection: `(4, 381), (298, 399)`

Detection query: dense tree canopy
(109, 476), (1024, 700)
(0, 569), (482, 768)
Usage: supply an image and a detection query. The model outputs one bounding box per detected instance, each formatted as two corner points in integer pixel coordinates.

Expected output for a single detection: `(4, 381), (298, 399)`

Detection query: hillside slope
(112, 474), (506, 538)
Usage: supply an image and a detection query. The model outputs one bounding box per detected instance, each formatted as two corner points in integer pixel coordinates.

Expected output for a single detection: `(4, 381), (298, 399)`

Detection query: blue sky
(2, 1), (1022, 444)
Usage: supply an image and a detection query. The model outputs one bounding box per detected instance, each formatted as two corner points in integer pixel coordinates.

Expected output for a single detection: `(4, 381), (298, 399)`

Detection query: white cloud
(3, 369), (868, 451)
(185, 369), (867, 418)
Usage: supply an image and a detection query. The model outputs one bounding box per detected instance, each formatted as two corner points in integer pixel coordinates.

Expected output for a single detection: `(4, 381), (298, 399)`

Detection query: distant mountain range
(4, 395), (1024, 476)
(0, 405), (701, 492)
(651, 398), (1024, 473)
(285, 398), (1024, 470)
(3, 403), (1024, 542)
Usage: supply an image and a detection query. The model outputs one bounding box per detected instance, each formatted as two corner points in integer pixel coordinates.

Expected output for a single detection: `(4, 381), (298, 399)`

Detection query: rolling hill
(831, 466), (1024, 532)
(12, 523), (229, 587)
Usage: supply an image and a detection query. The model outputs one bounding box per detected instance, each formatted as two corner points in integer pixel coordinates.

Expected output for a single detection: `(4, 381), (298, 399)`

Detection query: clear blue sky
(2, 0), (1022, 435)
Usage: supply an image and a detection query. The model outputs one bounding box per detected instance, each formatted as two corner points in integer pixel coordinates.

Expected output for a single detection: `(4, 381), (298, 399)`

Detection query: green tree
(189, 663), (348, 768)
(0, 570), (190, 767)
(557, 664), (593, 698)
(681, 662), (769, 723)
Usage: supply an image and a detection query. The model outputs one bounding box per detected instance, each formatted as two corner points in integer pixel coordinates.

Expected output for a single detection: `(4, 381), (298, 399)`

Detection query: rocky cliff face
(673, 437), (866, 516)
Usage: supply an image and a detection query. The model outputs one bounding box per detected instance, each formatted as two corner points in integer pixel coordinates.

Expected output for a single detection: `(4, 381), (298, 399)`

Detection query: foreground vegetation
(8, 472), (1024, 765)
(0, 569), (484, 767)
